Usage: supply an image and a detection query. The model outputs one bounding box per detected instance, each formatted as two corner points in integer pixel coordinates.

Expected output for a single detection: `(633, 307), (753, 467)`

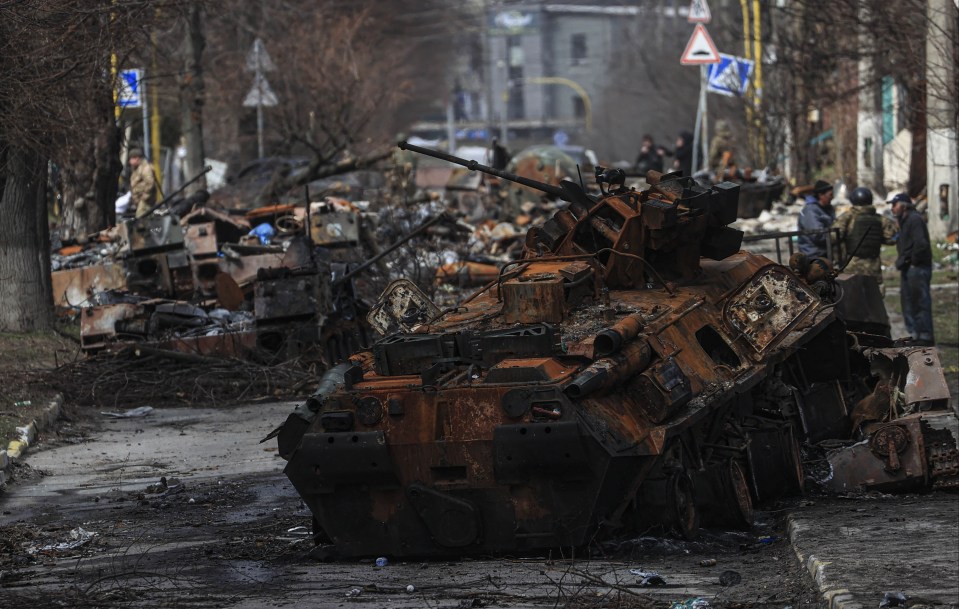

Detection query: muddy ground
(0, 401), (821, 609)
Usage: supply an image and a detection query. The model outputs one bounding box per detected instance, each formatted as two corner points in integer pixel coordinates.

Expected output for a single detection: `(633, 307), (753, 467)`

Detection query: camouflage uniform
(833, 204), (896, 290)
(388, 146), (417, 203)
(131, 160), (157, 218)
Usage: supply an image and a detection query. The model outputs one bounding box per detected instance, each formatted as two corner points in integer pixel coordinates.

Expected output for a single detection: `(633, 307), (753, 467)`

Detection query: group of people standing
(798, 182), (935, 346)
(634, 131), (694, 178)
(634, 125), (734, 182)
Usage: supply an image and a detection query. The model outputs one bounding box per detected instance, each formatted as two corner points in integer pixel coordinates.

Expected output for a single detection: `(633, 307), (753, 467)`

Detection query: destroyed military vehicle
(273, 144), (957, 558)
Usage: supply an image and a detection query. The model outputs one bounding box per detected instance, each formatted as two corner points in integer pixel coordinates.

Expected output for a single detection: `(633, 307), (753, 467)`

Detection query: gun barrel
(399, 141), (567, 200)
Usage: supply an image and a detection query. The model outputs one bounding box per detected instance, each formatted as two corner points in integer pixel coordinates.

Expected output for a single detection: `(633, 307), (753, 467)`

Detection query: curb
(787, 516), (864, 609)
(0, 394), (62, 490)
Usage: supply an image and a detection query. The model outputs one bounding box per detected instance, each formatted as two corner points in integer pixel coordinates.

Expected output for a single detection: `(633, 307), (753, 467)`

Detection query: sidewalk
(788, 493), (959, 609)
(0, 395), (61, 489)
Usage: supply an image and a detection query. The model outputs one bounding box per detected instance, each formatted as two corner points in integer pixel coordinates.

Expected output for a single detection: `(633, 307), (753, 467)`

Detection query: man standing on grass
(892, 193), (935, 346)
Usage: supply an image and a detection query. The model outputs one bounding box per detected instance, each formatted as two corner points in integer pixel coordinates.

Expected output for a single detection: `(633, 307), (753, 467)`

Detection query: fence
(741, 227), (845, 266)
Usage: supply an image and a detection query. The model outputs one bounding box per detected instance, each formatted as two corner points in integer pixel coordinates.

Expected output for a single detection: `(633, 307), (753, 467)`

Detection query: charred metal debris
(50, 178), (529, 369)
(272, 145), (957, 559)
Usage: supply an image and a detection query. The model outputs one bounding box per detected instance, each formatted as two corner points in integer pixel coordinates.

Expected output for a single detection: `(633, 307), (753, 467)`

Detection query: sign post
(243, 39), (278, 159)
(680, 24), (720, 175)
(119, 68), (151, 162)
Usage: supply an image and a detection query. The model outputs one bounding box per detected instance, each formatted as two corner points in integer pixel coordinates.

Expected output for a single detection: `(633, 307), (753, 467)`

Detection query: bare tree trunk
(59, 89), (120, 241)
(60, 145), (96, 242)
(180, 3), (207, 193)
(0, 145), (53, 332)
(94, 97), (121, 228)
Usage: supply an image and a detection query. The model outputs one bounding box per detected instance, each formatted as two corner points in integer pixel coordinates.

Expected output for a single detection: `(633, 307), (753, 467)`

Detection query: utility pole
(856, 1), (883, 193)
(180, 3), (207, 193)
(925, 0), (958, 240)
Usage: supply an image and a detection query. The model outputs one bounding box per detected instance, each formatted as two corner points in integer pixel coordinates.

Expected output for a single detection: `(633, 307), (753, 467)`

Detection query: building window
(571, 33), (587, 65)
(572, 95), (586, 119)
(507, 36), (524, 67)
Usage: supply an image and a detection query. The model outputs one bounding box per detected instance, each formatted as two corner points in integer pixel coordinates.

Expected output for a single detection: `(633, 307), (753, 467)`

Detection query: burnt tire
(667, 472), (700, 540)
(784, 428), (806, 495)
(721, 459), (754, 529)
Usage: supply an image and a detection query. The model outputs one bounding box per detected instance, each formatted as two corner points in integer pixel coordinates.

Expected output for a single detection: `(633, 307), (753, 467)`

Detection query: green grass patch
(880, 243), (959, 289)
(885, 284), (959, 405)
(0, 330), (77, 450)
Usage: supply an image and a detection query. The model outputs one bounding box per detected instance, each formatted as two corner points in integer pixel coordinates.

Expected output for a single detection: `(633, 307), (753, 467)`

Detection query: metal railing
(741, 227), (844, 266)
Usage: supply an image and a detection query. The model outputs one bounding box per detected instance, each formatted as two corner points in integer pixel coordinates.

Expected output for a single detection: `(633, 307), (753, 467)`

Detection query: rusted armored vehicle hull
(276, 145), (956, 558)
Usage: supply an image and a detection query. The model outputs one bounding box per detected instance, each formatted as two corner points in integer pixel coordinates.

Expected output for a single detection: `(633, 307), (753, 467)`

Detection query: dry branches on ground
(44, 348), (318, 409)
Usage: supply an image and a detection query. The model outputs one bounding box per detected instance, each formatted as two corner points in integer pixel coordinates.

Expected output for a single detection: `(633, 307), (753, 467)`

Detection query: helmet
(850, 187), (873, 206)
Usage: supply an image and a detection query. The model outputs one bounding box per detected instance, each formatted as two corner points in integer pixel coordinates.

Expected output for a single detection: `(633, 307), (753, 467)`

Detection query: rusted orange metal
(434, 261), (500, 287)
(276, 144), (956, 559)
(51, 263), (128, 308)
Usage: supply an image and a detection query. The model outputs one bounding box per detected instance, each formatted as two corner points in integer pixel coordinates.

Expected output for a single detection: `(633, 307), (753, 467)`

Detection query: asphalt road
(0, 401), (953, 609)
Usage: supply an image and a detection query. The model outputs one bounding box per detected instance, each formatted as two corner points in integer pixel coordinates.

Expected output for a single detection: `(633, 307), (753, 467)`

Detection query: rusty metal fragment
(366, 279), (441, 335)
(51, 263), (127, 307)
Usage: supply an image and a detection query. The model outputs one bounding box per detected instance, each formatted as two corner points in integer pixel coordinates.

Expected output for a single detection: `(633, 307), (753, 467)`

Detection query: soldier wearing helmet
(832, 186), (896, 293)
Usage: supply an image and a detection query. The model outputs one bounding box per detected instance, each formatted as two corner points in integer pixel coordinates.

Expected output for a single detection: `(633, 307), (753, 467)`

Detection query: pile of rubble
(49, 165), (557, 377)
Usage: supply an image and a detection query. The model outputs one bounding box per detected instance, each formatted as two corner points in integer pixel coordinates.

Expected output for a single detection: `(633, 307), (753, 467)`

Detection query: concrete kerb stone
(787, 515), (865, 609)
(0, 394), (62, 490)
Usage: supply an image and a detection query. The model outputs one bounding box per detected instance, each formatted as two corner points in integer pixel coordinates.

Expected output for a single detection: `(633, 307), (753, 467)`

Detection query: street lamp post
(498, 59), (508, 146)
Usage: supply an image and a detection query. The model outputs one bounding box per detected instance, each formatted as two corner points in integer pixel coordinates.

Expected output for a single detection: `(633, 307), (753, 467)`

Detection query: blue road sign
(118, 69), (143, 108)
(706, 54), (754, 97)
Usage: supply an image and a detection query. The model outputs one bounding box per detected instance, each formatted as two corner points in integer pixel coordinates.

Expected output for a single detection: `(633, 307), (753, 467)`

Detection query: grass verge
(0, 331), (79, 450)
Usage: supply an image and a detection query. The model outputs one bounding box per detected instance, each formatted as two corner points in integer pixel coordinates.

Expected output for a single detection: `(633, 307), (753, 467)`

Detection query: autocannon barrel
(565, 339), (654, 399)
(594, 313), (645, 357)
(399, 141), (568, 201)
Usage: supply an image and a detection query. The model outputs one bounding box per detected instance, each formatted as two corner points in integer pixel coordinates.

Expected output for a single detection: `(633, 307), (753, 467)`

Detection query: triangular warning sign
(243, 73), (278, 107)
(688, 0), (712, 23)
(680, 24), (720, 65)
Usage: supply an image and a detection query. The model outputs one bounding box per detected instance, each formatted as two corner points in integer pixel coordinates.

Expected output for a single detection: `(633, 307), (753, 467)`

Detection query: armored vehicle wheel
(722, 459), (754, 529)
(667, 472), (699, 540)
(784, 429), (806, 495)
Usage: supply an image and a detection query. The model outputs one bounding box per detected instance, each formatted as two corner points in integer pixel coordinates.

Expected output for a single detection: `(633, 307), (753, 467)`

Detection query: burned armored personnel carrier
(273, 144), (957, 558)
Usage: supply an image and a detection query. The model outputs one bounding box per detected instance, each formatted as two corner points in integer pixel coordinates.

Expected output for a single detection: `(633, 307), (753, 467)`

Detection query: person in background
(797, 180), (836, 258)
(892, 193), (935, 345)
(128, 147), (156, 218)
(490, 138), (510, 170)
(672, 130), (694, 177)
(833, 186), (897, 293)
(708, 119), (736, 180)
(634, 134), (667, 175)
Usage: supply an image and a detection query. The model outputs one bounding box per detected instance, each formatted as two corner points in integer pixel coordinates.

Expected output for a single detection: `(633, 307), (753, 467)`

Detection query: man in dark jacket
(892, 193), (935, 345)
(797, 180), (836, 258)
(672, 130), (694, 177)
(634, 134), (666, 175)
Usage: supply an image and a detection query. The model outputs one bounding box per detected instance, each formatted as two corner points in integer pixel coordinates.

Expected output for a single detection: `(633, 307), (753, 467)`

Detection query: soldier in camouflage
(833, 187), (897, 293)
(128, 147), (156, 218)
(388, 136), (418, 204)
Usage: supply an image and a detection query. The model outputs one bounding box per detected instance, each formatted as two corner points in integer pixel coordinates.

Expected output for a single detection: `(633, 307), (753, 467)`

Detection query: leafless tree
(0, 1), (160, 331)
(762, 0), (956, 188)
(202, 0), (462, 205)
